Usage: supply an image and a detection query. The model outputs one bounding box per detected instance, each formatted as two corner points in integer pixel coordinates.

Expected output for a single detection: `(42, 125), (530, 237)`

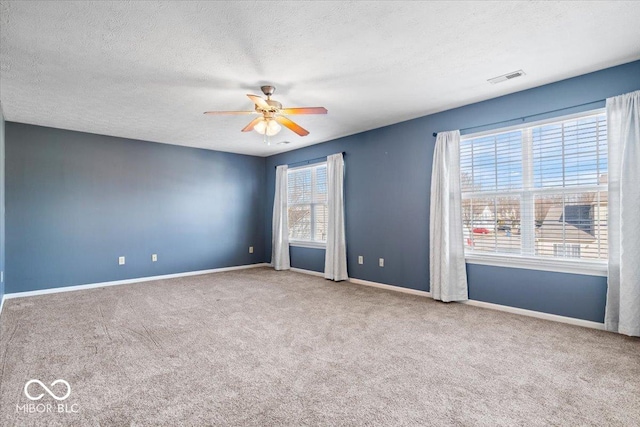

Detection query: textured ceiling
(1, 1), (639, 156)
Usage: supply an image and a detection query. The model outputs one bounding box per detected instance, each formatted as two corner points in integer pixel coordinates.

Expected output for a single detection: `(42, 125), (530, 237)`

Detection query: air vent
(488, 69), (526, 84)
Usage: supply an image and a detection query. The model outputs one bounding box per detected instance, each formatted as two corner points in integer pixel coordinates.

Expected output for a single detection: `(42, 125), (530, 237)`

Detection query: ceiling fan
(204, 86), (327, 138)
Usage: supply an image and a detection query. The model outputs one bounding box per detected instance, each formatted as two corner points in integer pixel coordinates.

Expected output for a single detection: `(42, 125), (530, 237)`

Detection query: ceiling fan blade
(275, 116), (309, 136)
(280, 107), (327, 115)
(247, 94), (270, 110)
(204, 111), (255, 115)
(241, 117), (264, 132)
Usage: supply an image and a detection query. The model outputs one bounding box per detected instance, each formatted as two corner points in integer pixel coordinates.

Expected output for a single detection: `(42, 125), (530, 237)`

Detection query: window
(553, 243), (581, 258)
(460, 111), (608, 274)
(287, 163), (328, 245)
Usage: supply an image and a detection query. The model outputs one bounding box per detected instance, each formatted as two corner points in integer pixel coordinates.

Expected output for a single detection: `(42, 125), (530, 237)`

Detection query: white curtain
(430, 130), (468, 302)
(325, 153), (348, 281)
(272, 165), (290, 270)
(605, 90), (640, 336)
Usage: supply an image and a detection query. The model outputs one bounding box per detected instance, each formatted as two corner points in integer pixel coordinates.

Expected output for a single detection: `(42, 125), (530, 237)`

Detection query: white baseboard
(461, 299), (606, 330)
(288, 267), (432, 297)
(288, 268), (605, 331)
(348, 277), (432, 298)
(3, 263), (270, 300)
(4, 264), (606, 332)
(290, 267), (325, 277)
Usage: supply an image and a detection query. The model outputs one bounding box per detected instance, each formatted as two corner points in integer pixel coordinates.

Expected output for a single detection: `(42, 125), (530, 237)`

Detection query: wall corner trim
(0, 295), (4, 319)
(3, 263), (270, 300)
(289, 268), (606, 331)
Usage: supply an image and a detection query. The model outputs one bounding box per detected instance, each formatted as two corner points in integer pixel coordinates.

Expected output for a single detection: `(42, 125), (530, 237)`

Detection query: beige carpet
(0, 267), (638, 426)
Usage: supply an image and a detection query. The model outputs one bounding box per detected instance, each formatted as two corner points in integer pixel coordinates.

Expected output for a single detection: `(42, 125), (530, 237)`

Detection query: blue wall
(4, 61), (639, 320)
(264, 60), (640, 323)
(6, 123), (265, 293)
(0, 104), (5, 303)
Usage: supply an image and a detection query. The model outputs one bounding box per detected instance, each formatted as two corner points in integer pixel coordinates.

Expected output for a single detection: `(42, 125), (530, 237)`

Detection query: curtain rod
(276, 152), (346, 169)
(432, 99), (605, 137)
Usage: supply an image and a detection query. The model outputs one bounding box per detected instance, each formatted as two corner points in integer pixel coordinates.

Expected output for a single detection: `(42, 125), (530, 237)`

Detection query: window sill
(289, 240), (326, 249)
(464, 253), (607, 277)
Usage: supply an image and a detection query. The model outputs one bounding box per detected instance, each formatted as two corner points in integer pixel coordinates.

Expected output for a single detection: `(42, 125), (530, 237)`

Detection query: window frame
(286, 162), (328, 248)
(460, 109), (608, 277)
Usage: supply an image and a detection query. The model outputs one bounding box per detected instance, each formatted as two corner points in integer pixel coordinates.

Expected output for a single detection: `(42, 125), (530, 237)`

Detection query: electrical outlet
(249, 246), (254, 254)
(152, 254), (157, 262)
(379, 258), (384, 267)
(118, 256), (125, 265)
(358, 256), (364, 265)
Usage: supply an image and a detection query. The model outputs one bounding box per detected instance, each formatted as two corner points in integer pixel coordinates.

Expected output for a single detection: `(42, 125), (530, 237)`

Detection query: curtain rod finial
(433, 132), (438, 137)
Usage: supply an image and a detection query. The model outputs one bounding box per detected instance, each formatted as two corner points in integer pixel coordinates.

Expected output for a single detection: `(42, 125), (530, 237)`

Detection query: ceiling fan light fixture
(266, 119), (281, 136)
(254, 118), (281, 136)
(254, 119), (267, 135)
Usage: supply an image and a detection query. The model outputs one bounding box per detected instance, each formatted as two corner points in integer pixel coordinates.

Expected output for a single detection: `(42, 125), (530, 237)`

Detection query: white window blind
(460, 112), (608, 266)
(287, 163), (328, 243)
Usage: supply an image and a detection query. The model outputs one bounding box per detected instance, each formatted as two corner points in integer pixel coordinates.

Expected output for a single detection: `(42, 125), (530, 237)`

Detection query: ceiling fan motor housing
(266, 99), (282, 110)
(255, 98), (282, 114)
